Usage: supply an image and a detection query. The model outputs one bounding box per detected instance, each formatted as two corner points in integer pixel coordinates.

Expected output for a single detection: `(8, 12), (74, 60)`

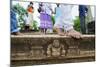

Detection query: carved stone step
(11, 35), (95, 66)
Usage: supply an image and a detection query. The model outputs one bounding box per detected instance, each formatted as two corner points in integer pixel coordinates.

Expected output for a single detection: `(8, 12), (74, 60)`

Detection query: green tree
(73, 16), (81, 32)
(51, 15), (55, 25)
(32, 20), (39, 31)
(12, 3), (27, 30)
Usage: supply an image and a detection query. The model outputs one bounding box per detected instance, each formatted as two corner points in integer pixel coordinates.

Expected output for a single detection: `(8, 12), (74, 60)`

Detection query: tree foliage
(12, 3), (27, 22)
(73, 16), (81, 32)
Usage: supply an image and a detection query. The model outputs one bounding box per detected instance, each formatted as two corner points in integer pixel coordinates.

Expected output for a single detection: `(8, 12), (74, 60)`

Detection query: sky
(12, 1), (95, 26)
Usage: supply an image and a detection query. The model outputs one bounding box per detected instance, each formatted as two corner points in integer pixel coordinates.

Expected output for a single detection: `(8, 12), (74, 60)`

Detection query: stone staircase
(11, 35), (95, 66)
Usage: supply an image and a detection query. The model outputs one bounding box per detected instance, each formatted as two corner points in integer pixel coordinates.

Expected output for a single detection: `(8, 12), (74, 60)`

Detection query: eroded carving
(47, 40), (66, 57)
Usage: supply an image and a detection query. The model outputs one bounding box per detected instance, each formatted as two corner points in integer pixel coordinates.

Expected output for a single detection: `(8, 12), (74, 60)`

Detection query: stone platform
(11, 35), (95, 66)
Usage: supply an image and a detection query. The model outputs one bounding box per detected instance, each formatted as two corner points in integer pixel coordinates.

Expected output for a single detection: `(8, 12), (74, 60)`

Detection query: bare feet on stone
(54, 28), (65, 36)
(17, 32), (23, 35)
(58, 32), (65, 36)
(66, 29), (82, 39)
(11, 32), (23, 35)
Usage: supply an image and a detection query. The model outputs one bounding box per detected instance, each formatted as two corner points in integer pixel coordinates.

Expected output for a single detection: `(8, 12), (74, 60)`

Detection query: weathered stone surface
(11, 35), (95, 66)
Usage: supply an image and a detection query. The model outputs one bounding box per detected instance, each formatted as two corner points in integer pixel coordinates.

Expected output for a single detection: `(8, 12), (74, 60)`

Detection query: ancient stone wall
(11, 35), (95, 66)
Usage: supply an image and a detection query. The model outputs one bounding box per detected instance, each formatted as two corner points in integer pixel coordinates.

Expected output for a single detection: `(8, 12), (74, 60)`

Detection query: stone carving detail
(47, 40), (66, 57)
(67, 45), (80, 56)
(30, 46), (44, 57)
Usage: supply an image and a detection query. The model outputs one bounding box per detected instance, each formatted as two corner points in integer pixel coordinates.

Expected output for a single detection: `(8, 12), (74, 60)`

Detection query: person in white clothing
(25, 2), (34, 30)
(54, 4), (81, 38)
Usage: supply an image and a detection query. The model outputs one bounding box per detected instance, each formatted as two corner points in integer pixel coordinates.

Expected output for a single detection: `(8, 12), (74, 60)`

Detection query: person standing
(25, 2), (34, 30)
(38, 3), (53, 34)
(54, 4), (81, 38)
(79, 5), (88, 34)
(11, 8), (21, 35)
